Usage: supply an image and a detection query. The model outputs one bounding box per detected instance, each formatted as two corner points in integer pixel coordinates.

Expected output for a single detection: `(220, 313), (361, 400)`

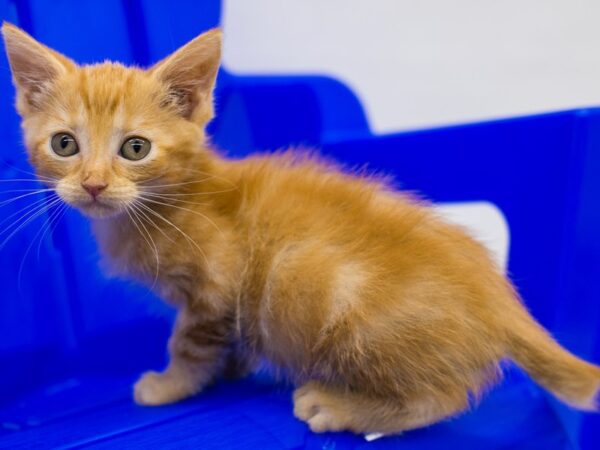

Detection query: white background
(222, 0), (600, 134)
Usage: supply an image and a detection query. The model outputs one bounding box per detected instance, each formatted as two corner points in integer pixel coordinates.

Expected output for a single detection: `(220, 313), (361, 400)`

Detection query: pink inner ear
(9, 55), (61, 110)
(150, 28), (221, 122)
(160, 86), (200, 120)
(2, 25), (73, 110)
(8, 46), (58, 83)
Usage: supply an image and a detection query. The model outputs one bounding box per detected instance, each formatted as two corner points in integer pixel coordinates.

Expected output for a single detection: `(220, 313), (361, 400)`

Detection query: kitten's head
(1, 23), (221, 218)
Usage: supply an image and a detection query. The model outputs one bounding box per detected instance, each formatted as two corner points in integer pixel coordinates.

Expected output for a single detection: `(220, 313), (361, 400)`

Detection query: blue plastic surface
(1, 1), (600, 448)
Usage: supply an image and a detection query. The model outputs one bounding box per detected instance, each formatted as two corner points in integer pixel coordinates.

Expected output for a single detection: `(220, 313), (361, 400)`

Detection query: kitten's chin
(75, 200), (125, 219)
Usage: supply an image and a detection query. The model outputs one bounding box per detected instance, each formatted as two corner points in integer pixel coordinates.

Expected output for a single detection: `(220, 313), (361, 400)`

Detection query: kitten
(3, 22), (599, 435)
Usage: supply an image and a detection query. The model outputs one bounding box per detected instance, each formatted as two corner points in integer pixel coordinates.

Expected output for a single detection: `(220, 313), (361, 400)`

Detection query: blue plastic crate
(1, 1), (599, 448)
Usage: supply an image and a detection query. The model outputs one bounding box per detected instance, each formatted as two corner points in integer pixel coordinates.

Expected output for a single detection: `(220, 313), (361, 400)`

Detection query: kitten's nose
(82, 182), (108, 199)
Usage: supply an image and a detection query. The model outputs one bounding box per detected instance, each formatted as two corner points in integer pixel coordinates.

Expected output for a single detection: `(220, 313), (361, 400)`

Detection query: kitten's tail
(506, 306), (600, 411)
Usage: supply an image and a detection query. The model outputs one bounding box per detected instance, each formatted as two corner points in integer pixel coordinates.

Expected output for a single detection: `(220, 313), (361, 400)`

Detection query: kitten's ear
(150, 28), (221, 124)
(1, 22), (75, 113)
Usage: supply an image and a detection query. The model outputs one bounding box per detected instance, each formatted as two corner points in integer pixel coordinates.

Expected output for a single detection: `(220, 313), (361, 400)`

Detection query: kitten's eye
(50, 133), (79, 157)
(120, 137), (151, 161)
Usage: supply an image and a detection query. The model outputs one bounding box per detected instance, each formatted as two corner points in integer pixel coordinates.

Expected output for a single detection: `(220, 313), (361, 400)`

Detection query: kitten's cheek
(54, 185), (90, 213)
(54, 185), (77, 206)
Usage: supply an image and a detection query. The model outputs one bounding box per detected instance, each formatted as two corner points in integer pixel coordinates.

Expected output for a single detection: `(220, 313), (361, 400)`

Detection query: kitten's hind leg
(293, 381), (468, 435)
(134, 308), (232, 406)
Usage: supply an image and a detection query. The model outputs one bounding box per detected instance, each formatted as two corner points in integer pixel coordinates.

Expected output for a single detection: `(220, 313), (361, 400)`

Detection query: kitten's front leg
(134, 307), (232, 406)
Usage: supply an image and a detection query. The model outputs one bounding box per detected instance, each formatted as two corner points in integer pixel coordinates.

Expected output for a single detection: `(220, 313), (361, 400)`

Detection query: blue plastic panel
(212, 74), (369, 156)
(0, 371), (575, 449)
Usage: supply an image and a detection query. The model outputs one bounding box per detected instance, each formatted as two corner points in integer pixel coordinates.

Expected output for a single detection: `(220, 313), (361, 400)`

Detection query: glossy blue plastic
(1, 1), (599, 448)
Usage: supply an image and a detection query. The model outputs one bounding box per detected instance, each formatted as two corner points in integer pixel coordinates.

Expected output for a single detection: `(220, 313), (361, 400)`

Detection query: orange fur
(3, 22), (600, 434)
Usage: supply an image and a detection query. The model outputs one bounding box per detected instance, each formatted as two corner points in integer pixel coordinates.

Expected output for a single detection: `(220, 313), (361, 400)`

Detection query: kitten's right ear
(149, 28), (222, 125)
(1, 22), (75, 112)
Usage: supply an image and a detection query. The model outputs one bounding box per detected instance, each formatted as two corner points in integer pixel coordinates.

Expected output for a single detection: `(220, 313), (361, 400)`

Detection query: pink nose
(82, 182), (108, 199)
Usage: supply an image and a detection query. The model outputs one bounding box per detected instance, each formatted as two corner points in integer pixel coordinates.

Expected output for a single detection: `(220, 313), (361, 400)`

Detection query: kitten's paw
(293, 382), (349, 433)
(133, 370), (197, 406)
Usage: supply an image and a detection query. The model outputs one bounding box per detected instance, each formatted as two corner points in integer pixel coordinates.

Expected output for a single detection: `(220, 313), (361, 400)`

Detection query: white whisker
(134, 200), (209, 267)
(36, 202), (69, 261)
(0, 178), (56, 184)
(135, 173), (167, 185)
(138, 178), (214, 189)
(137, 195), (224, 238)
(0, 189), (56, 207)
(0, 188), (57, 195)
(0, 163), (58, 183)
(0, 195), (60, 238)
(0, 194), (58, 229)
(179, 168), (239, 189)
(0, 196), (63, 250)
(137, 188), (235, 197)
(135, 192), (209, 207)
(17, 200), (65, 292)
(125, 205), (160, 289)
(130, 201), (176, 244)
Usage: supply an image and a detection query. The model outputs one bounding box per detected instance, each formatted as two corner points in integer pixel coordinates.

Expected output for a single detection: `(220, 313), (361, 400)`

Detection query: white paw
(293, 383), (347, 433)
(133, 370), (195, 406)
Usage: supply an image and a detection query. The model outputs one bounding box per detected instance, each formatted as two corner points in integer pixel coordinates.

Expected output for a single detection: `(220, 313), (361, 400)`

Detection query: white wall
(222, 1), (579, 264)
(222, 0), (600, 134)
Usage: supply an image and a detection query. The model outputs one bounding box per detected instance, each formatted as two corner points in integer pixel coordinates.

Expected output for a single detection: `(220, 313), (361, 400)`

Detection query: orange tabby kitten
(3, 23), (599, 435)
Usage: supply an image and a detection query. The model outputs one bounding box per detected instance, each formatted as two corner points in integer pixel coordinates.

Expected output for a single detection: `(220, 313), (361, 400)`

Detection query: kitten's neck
(91, 152), (237, 282)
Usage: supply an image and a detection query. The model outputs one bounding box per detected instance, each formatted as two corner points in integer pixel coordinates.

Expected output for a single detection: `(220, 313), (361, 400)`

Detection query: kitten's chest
(105, 244), (210, 308)
(93, 220), (156, 279)
(92, 217), (240, 311)
(92, 218), (193, 290)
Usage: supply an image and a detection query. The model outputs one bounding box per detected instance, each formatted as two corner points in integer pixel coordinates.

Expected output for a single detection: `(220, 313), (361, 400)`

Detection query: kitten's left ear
(150, 28), (222, 124)
(1, 22), (76, 113)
